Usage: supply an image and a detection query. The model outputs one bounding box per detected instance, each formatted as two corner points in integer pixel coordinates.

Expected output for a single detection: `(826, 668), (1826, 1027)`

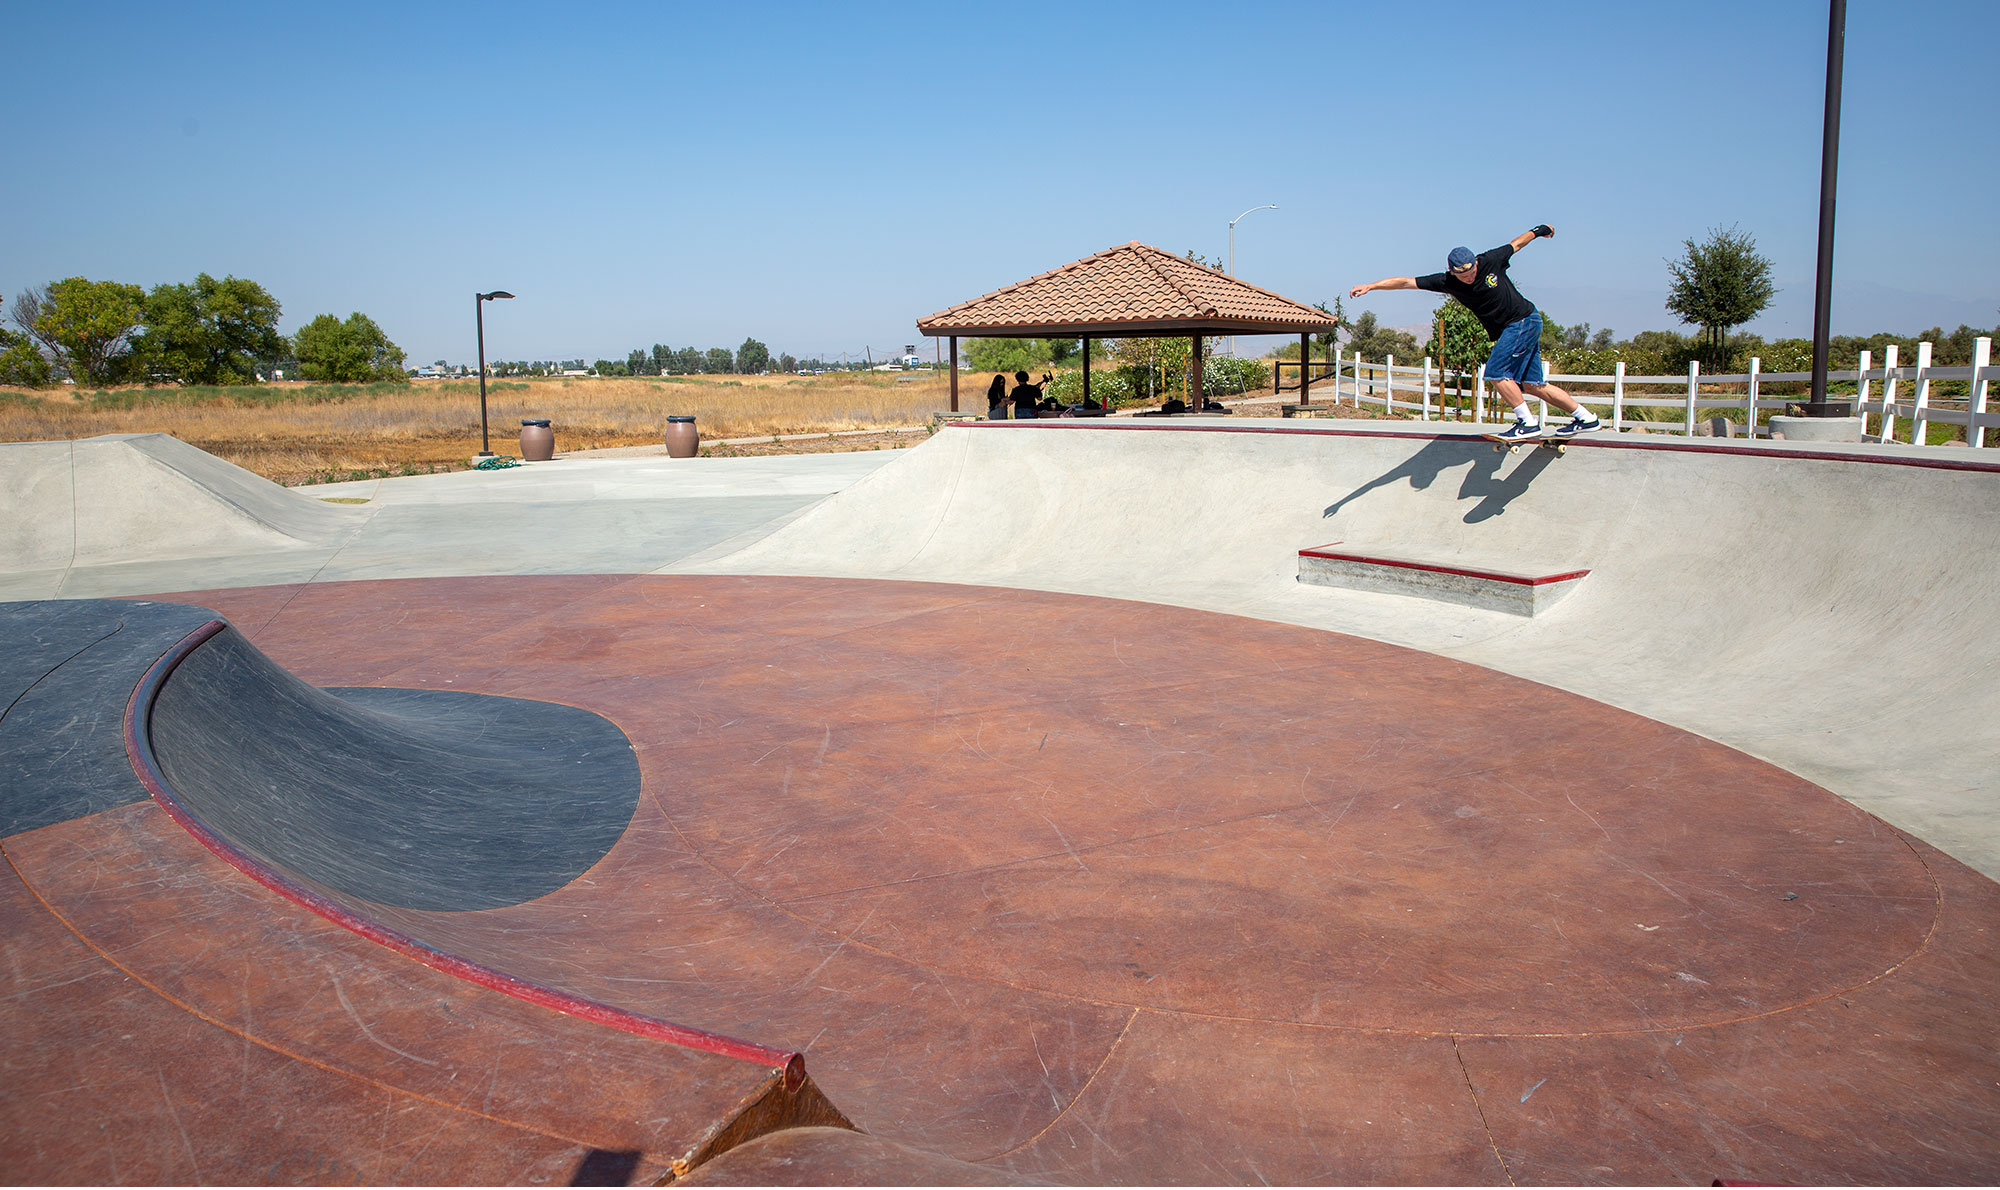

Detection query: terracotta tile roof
(917, 242), (1337, 337)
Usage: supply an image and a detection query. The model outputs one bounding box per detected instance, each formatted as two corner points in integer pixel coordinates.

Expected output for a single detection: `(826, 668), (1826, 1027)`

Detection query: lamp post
(475, 290), (514, 456)
(1227, 204), (1277, 356)
(1807, 0), (1846, 416)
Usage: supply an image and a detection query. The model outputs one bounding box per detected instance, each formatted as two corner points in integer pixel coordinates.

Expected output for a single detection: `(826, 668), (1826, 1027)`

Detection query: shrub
(1203, 356), (1267, 397)
(1045, 368), (1136, 407)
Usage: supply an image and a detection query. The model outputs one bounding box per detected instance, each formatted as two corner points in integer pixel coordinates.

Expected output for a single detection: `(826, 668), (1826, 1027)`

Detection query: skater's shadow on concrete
(1322, 436), (1558, 524)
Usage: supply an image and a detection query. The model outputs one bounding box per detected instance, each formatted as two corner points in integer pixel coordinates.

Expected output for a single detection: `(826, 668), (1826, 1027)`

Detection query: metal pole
(1226, 205), (1276, 357)
(1808, 0), (1847, 415)
(476, 294), (491, 456)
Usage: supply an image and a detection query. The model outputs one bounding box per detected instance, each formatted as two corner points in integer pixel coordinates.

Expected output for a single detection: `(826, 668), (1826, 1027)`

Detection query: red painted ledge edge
(1300, 544), (1590, 588)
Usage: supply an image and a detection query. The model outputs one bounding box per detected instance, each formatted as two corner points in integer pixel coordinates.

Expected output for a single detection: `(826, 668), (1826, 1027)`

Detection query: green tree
(1344, 310), (1422, 361)
(15, 277), (147, 385)
(0, 319), (51, 387)
(1109, 336), (1192, 401)
(626, 347), (650, 375)
(704, 346), (734, 374)
(139, 273), (285, 386)
(1424, 300), (1492, 377)
(291, 312), (407, 383)
(1665, 224), (1776, 371)
(967, 337), (1047, 374)
(737, 337), (771, 374)
(778, 352), (797, 374)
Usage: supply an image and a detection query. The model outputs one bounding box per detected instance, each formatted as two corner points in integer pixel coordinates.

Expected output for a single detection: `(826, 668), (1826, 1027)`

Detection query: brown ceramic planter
(665, 416), (699, 458)
(519, 420), (554, 461)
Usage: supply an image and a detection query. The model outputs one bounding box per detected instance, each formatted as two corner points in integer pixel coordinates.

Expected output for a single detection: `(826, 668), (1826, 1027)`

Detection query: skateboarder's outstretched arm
(1507, 224), (1555, 252)
(1349, 277), (1418, 298)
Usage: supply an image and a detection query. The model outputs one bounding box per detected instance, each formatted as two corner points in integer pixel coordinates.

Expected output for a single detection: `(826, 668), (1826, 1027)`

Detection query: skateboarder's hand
(1531, 224), (1554, 238)
(1348, 283), (1369, 298)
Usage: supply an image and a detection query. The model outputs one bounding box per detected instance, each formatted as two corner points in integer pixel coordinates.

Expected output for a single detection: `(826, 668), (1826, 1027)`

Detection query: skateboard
(1482, 431), (1567, 456)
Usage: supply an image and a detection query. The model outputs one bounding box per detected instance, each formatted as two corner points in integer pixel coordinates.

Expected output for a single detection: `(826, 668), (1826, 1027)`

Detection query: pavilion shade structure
(917, 242), (1338, 411)
(918, 241), (1336, 339)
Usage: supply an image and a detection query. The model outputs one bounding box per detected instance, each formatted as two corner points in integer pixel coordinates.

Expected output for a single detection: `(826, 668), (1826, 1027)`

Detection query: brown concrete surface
(0, 794), (826, 1184)
(7, 572), (1999, 1184)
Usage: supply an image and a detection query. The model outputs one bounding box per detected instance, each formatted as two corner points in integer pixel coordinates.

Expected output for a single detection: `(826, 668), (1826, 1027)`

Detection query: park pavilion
(917, 241), (1338, 412)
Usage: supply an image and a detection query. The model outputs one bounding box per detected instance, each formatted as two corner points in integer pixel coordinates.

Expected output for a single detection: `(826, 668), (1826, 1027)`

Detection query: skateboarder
(1349, 225), (1601, 441)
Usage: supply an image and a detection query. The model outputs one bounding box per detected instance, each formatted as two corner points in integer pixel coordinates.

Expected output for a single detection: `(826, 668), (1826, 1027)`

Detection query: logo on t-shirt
(1484, 274), (1499, 288)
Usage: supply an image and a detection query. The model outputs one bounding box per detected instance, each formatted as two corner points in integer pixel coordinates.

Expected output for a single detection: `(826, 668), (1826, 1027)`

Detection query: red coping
(962, 419), (2000, 474)
(1300, 543), (1590, 588)
(121, 619), (806, 1091)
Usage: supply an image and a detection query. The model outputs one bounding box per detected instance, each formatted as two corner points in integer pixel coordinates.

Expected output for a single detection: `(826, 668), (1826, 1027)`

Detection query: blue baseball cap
(1447, 246), (1477, 271)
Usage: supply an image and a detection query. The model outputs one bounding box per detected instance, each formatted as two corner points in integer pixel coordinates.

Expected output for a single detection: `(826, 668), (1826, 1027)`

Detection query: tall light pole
(1227, 204), (1277, 356)
(1808, 0), (1846, 415)
(475, 290), (514, 456)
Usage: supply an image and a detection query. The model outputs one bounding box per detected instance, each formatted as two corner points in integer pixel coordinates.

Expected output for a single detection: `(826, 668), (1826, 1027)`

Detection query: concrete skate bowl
(0, 432), (364, 574)
(7, 418), (2000, 1183)
(680, 419), (2000, 880)
(53, 573), (1996, 1184)
(2, 598), (859, 1184)
(134, 621), (643, 913)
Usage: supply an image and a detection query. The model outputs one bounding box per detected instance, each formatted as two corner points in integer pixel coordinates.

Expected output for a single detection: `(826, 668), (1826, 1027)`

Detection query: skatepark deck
(4, 421), (1999, 1183)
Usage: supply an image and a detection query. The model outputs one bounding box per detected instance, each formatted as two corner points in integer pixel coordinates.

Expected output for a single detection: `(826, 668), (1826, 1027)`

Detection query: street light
(1227, 205), (1277, 356)
(475, 290), (514, 456)
(1228, 204), (1277, 277)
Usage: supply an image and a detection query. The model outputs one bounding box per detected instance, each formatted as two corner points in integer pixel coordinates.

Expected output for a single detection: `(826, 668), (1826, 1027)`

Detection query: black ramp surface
(147, 627), (641, 911)
(1, 599), (221, 835)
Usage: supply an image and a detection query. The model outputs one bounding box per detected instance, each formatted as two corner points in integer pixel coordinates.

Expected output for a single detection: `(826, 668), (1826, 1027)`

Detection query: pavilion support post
(1082, 336), (1092, 409)
(1190, 334), (1203, 412)
(949, 337), (959, 412)
(1300, 333), (1311, 403)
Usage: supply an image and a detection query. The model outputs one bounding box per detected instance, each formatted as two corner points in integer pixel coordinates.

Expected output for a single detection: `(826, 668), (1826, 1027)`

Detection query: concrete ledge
(1298, 543), (1589, 616)
(1769, 415), (1863, 442)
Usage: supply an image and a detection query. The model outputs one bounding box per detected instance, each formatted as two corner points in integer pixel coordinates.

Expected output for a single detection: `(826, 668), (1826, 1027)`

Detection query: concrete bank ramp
(675, 419), (2000, 878)
(0, 433), (365, 570)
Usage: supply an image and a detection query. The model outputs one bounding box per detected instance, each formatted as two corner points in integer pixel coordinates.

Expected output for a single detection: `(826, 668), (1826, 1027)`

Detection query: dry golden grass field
(0, 372), (964, 485)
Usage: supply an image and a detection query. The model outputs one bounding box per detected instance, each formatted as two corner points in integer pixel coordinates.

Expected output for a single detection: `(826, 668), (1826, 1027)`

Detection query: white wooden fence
(1304, 337), (1996, 448)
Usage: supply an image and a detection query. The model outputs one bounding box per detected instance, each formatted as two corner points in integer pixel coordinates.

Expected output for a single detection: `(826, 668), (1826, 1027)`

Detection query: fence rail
(1274, 337), (1996, 448)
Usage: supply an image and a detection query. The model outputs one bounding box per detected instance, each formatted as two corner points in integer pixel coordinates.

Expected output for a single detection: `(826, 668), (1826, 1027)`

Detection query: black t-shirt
(1012, 381), (1041, 413)
(1415, 244), (1536, 338)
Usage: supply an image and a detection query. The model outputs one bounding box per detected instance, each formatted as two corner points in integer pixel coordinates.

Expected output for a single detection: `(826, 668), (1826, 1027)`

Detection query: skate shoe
(1495, 419), (1545, 442)
(1554, 413), (1603, 437)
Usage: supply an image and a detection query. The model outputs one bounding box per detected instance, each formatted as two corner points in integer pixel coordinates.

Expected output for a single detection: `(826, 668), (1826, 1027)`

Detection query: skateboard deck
(1482, 432), (1567, 455)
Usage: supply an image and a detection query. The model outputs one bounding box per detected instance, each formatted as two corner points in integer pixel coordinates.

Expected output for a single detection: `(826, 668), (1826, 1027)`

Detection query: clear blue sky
(8, 0), (1996, 366)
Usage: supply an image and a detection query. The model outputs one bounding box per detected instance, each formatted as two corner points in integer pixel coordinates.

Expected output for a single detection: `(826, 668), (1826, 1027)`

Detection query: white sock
(1514, 409), (1537, 425)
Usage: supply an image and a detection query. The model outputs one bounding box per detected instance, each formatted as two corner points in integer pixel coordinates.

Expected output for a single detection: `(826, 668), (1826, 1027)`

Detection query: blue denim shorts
(1484, 311), (1545, 385)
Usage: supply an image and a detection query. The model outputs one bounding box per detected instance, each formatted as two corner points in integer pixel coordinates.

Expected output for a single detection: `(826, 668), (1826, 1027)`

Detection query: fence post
(1880, 344), (1900, 443)
(1474, 368), (1486, 422)
(1421, 357), (1433, 421)
(1911, 341), (1934, 446)
(1856, 348), (1872, 437)
(1746, 356), (1760, 435)
(1970, 337), (1991, 449)
(1684, 360), (1699, 436)
(1613, 361), (1625, 433)
(1386, 355), (1396, 413)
